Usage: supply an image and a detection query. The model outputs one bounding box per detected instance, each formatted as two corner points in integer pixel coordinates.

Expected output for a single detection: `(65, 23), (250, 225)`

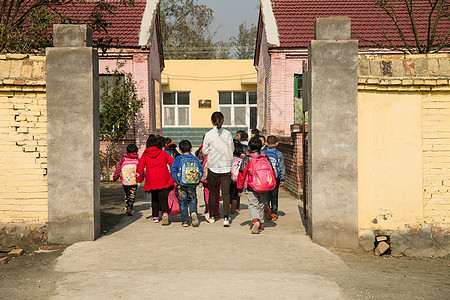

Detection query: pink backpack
(200, 155), (208, 183)
(168, 184), (180, 215)
(247, 154), (277, 192)
(121, 158), (139, 186)
(231, 157), (242, 182)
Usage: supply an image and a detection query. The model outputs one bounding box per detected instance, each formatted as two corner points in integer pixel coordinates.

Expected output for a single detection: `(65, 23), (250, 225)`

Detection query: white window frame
(162, 91), (191, 127)
(218, 91), (257, 128)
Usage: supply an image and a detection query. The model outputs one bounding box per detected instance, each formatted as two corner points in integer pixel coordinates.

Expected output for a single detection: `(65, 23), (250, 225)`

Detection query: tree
(160, 0), (218, 59)
(100, 62), (143, 181)
(215, 41), (232, 59)
(231, 22), (257, 59)
(366, 0), (449, 53)
(0, 0), (135, 54)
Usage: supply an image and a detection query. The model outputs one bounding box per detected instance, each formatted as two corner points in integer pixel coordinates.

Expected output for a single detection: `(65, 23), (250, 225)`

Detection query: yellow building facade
(161, 60), (257, 146)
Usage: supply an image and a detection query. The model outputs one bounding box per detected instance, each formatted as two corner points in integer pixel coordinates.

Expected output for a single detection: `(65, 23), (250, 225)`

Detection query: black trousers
(149, 187), (170, 217)
(230, 182), (240, 209)
(207, 170), (231, 217)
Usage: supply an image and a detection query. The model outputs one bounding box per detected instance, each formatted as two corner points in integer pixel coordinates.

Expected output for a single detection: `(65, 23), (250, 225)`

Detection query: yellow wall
(0, 55), (48, 223)
(358, 91), (424, 230)
(161, 60), (257, 127)
(358, 84), (450, 232)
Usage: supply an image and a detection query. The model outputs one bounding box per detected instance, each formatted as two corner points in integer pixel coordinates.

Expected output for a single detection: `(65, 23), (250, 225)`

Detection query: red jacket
(137, 146), (174, 191)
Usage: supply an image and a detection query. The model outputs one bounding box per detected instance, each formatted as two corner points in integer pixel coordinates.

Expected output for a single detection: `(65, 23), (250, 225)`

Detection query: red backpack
(247, 153), (276, 192)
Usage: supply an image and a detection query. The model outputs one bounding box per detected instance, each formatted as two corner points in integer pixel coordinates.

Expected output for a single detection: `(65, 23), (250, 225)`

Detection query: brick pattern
(277, 128), (304, 198)
(256, 27), (271, 135)
(358, 53), (450, 226)
(422, 94), (450, 223)
(0, 55), (48, 223)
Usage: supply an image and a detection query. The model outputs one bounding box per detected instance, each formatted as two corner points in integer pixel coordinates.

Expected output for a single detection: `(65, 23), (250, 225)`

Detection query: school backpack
(168, 184), (180, 215)
(176, 155), (202, 186)
(247, 153), (277, 192)
(201, 155), (208, 183)
(262, 149), (281, 178)
(231, 157), (243, 182)
(121, 158), (139, 186)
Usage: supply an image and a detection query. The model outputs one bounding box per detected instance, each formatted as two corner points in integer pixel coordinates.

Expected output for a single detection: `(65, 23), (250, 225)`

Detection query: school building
(161, 60), (257, 146)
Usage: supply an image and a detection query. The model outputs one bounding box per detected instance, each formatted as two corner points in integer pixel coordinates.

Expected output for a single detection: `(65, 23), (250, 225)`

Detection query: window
(294, 74), (304, 124)
(163, 92), (190, 127)
(219, 91), (257, 128)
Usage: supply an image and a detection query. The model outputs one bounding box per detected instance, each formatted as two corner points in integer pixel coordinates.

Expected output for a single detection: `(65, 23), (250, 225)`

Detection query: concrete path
(53, 189), (349, 299)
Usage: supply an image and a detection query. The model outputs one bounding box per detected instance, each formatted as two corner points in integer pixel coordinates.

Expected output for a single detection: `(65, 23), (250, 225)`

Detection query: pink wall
(99, 25), (163, 159)
(256, 26), (307, 136)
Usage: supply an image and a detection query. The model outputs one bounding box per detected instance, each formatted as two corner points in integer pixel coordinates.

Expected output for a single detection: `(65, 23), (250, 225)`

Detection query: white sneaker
(205, 213), (215, 224)
(191, 212), (199, 226)
(223, 218), (230, 227)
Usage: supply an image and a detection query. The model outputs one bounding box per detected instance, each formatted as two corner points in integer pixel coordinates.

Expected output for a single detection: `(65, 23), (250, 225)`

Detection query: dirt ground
(0, 182), (449, 299)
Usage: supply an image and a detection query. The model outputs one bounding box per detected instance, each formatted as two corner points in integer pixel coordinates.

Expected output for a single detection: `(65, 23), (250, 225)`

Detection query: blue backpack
(176, 155), (203, 186)
(262, 149), (281, 178)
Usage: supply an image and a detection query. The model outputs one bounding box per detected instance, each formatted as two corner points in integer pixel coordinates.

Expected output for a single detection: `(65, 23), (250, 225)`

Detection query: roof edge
(139, 0), (159, 47)
(260, 0), (280, 48)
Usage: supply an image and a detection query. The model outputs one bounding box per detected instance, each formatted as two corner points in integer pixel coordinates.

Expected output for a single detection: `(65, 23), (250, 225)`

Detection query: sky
(196, 0), (260, 42)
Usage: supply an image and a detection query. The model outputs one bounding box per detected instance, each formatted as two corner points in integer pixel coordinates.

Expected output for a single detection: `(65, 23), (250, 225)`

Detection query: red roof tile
(270, 0), (450, 49)
(53, 0), (147, 47)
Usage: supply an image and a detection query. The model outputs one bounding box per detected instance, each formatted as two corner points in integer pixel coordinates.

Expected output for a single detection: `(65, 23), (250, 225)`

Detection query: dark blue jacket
(262, 146), (286, 182)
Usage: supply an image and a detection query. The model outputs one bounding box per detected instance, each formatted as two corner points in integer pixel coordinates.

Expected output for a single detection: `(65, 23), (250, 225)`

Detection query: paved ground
(52, 187), (349, 299)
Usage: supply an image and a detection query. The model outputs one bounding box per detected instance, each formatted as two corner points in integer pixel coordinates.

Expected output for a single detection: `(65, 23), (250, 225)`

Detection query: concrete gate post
(306, 18), (358, 249)
(46, 25), (100, 244)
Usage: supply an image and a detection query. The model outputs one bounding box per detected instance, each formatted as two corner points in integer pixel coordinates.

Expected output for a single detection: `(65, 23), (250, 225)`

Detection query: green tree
(231, 22), (257, 59)
(160, 0), (218, 59)
(366, 0), (449, 53)
(216, 41), (232, 59)
(100, 62), (143, 181)
(0, 0), (135, 54)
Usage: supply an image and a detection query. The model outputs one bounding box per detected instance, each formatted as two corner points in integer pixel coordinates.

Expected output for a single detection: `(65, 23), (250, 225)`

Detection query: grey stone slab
(53, 24), (93, 47)
(314, 17), (351, 40)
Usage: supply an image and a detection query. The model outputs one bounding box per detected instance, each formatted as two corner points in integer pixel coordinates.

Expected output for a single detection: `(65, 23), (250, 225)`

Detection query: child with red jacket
(113, 144), (139, 216)
(137, 135), (175, 225)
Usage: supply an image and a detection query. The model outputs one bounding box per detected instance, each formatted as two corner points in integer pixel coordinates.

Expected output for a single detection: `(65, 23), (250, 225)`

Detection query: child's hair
(259, 135), (266, 143)
(240, 131), (248, 142)
(267, 135), (277, 145)
(179, 140), (192, 153)
(248, 136), (263, 151)
(127, 144), (138, 153)
(251, 128), (259, 136)
(157, 136), (165, 149)
(211, 111), (224, 129)
(233, 139), (244, 157)
(164, 137), (172, 146)
(146, 134), (159, 148)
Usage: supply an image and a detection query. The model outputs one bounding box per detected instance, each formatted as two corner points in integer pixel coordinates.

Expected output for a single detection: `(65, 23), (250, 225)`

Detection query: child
(262, 135), (286, 221)
(230, 139), (244, 214)
(239, 131), (249, 154)
(137, 135), (175, 225)
(196, 137), (221, 217)
(251, 128), (259, 137)
(113, 144), (139, 216)
(170, 140), (203, 227)
(237, 137), (276, 234)
(165, 137), (181, 158)
(259, 135), (266, 151)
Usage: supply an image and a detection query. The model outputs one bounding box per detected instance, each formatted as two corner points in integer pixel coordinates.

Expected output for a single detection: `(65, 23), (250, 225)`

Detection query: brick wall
(276, 127), (304, 198)
(0, 54), (47, 223)
(358, 53), (450, 225)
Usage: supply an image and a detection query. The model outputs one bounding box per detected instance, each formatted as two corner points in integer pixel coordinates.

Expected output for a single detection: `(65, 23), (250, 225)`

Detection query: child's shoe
(182, 221), (189, 227)
(191, 212), (199, 227)
(251, 219), (260, 234)
(162, 213), (170, 226)
(264, 205), (272, 220)
(205, 213), (215, 224)
(125, 207), (133, 216)
(223, 217), (230, 227)
(230, 200), (237, 214)
(271, 213), (277, 221)
(153, 217), (160, 223)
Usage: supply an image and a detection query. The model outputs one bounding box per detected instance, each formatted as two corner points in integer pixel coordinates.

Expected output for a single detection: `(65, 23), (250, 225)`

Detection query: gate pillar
(307, 18), (358, 248)
(46, 25), (100, 244)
